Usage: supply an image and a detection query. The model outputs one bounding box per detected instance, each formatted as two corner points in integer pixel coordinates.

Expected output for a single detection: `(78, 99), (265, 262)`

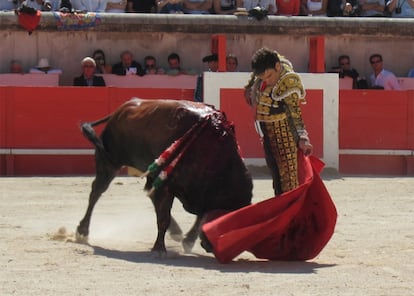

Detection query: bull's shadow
(91, 245), (336, 274)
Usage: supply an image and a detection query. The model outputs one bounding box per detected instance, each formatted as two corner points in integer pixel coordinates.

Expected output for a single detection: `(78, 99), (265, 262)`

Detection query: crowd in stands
(5, 50), (237, 76)
(1, 0), (414, 18)
(5, 49), (414, 91)
(330, 53), (405, 89)
(4, 50), (240, 98)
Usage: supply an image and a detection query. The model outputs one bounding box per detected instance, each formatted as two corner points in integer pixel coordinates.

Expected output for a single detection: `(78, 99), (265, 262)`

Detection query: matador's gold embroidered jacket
(249, 57), (309, 194)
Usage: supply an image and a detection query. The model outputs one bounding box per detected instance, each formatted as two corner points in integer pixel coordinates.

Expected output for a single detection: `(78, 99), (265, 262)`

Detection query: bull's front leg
(150, 187), (174, 255)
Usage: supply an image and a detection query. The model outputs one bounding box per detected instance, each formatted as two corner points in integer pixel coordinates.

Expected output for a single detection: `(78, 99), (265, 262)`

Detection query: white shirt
(0, 0), (17, 10)
(23, 0), (43, 10)
(370, 69), (402, 90)
(29, 68), (63, 74)
(359, 0), (386, 16)
(73, 0), (107, 12)
(392, 0), (414, 18)
(307, 0), (322, 12)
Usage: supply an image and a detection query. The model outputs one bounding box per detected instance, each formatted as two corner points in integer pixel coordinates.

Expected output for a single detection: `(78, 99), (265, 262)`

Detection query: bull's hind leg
(182, 216), (202, 253)
(168, 216), (184, 242)
(76, 154), (118, 243)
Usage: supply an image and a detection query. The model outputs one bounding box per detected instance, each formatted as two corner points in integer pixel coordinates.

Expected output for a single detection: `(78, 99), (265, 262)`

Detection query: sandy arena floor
(0, 173), (413, 295)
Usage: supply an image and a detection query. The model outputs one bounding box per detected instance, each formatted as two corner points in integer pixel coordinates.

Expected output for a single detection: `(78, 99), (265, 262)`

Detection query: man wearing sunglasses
(369, 53), (401, 90)
(143, 55), (165, 74)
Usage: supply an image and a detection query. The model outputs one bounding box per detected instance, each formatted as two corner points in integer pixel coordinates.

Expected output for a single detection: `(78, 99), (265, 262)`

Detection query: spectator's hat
(202, 54), (218, 63)
(36, 58), (50, 69)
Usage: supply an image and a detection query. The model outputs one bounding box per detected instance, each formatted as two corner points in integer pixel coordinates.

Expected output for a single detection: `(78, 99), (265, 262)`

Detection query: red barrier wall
(339, 90), (414, 175)
(0, 86), (194, 176)
(1, 86), (414, 176)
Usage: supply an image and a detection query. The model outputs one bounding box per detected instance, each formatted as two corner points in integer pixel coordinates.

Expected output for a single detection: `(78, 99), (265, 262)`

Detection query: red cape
(201, 153), (337, 263)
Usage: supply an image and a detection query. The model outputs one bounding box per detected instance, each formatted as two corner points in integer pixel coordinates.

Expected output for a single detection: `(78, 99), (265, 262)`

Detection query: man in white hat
(29, 58), (63, 74)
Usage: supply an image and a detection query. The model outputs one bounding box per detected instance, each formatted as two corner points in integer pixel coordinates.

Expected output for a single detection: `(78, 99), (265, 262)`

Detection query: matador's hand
(299, 139), (313, 156)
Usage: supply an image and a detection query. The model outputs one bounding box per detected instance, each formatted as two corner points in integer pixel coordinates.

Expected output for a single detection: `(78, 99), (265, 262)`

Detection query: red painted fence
(0, 86), (194, 176)
(339, 90), (414, 175)
(1, 86), (414, 176)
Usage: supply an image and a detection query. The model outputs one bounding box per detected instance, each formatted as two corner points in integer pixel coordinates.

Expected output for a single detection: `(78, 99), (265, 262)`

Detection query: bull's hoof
(151, 250), (167, 259)
(150, 246), (169, 259)
(150, 249), (180, 259)
(182, 237), (195, 254)
(75, 231), (89, 244)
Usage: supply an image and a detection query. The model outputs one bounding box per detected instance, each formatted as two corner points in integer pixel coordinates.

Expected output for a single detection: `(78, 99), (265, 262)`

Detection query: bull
(76, 98), (253, 255)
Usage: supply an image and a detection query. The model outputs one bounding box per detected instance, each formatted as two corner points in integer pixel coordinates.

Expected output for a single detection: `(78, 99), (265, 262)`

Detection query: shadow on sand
(91, 245), (336, 274)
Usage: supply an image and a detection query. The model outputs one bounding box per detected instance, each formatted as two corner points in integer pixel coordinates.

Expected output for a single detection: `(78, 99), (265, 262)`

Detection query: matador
(245, 48), (313, 195)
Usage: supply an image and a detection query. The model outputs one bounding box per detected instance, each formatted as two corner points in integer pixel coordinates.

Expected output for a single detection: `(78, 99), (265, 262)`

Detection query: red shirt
(276, 0), (300, 15)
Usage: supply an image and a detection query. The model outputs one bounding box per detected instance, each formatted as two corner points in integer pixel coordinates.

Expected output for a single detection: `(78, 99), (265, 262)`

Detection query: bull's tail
(81, 115), (111, 152)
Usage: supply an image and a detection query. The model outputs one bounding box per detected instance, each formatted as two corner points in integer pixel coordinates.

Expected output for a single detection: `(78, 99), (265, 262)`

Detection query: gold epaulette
(272, 72), (306, 103)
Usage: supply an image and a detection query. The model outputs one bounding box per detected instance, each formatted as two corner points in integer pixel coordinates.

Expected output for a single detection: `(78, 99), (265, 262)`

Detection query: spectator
(36, 0), (67, 11)
(126, 0), (156, 12)
(407, 68), (414, 77)
(300, 0), (328, 15)
(212, 0), (241, 14)
(166, 52), (188, 75)
(342, 0), (360, 16)
(337, 54), (367, 89)
(157, 0), (184, 13)
(72, 0), (107, 11)
(226, 54), (238, 72)
(106, 0), (127, 12)
(0, 0), (18, 10)
(275, 0), (300, 15)
(59, 0), (73, 11)
(326, 0), (342, 15)
(21, 0), (52, 10)
(111, 50), (145, 76)
(29, 58), (63, 74)
(368, 53), (401, 90)
(243, 0), (276, 14)
(359, 0), (387, 17)
(183, 0), (212, 14)
(386, 0), (414, 17)
(73, 57), (106, 86)
(144, 55), (165, 74)
(92, 49), (112, 74)
(195, 53), (219, 102)
(9, 60), (24, 74)
(202, 54), (219, 72)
